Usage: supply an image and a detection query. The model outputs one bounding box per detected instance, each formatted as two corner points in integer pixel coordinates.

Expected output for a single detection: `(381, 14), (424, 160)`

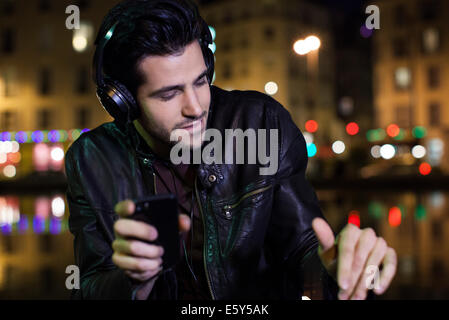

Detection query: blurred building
(200, 0), (346, 146)
(0, 0), (121, 180)
(372, 0), (449, 172)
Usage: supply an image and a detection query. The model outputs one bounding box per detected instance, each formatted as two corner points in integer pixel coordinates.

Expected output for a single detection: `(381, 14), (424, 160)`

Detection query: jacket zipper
(222, 185), (272, 219)
(194, 176), (216, 300)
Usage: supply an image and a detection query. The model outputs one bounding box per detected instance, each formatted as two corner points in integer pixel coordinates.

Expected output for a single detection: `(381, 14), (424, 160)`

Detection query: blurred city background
(0, 0), (448, 299)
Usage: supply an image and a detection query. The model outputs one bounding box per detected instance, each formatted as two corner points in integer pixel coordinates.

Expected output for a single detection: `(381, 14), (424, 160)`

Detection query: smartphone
(131, 194), (180, 269)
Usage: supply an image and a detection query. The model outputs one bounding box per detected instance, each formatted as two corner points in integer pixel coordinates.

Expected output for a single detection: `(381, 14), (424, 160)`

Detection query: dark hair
(98, 0), (207, 97)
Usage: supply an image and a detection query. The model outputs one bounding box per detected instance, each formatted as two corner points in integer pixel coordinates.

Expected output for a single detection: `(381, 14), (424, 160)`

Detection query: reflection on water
(317, 189), (449, 300)
(0, 190), (448, 299)
(0, 194), (73, 299)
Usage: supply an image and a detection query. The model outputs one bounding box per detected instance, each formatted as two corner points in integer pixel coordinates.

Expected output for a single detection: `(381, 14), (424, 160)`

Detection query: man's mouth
(179, 116), (205, 131)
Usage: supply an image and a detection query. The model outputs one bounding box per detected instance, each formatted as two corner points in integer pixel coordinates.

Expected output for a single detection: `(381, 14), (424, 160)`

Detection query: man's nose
(181, 87), (203, 118)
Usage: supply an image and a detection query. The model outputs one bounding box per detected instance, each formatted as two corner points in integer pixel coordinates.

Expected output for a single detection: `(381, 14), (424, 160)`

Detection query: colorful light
(368, 202), (384, 219)
(305, 120), (318, 133)
(419, 162), (431, 176)
(15, 131), (28, 143)
(3, 165), (16, 178)
(370, 145), (381, 158)
(0, 132), (11, 141)
(264, 81), (279, 95)
(346, 122), (359, 136)
(70, 129), (82, 141)
(348, 210), (361, 227)
(380, 144), (396, 159)
(306, 143), (317, 157)
(49, 217), (62, 235)
(388, 207), (402, 227)
(48, 130), (60, 143)
(412, 126), (427, 139)
(33, 216), (46, 234)
(387, 124), (400, 138)
(415, 204), (426, 221)
(332, 141), (345, 154)
(8, 152), (21, 164)
(18, 214), (29, 234)
(58, 130), (68, 142)
(31, 130), (44, 143)
(393, 129), (405, 140)
(50, 147), (64, 161)
(51, 196), (65, 218)
(411, 145), (426, 159)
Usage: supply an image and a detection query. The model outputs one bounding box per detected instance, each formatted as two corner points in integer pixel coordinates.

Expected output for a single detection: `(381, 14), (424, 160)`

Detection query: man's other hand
(312, 217), (397, 300)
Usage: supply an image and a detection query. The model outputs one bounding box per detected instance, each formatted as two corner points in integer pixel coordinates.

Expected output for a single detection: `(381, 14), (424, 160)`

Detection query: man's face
(135, 40), (211, 151)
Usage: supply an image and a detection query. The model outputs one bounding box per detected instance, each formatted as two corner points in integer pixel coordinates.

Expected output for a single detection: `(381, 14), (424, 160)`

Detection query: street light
(293, 35), (321, 55)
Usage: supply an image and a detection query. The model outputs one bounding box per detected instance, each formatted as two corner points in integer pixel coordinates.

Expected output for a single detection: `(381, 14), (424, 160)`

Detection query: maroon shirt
(152, 160), (211, 300)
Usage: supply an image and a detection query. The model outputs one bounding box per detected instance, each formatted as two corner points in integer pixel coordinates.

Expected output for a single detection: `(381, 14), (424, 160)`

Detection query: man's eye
(195, 78), (207, 86)
(160, 93), (176, 101)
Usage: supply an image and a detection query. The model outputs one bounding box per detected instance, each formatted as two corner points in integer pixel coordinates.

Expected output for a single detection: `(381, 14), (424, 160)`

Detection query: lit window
(394, 67), (411, 90)
(72, 21), (93, 53)
(422, 28), (440, 54)
(0, 67), (18, 97)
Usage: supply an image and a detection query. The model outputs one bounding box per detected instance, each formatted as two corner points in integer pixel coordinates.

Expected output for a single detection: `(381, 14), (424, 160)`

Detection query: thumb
(312, 218), (338, 277)
(312, 218), (335, 251)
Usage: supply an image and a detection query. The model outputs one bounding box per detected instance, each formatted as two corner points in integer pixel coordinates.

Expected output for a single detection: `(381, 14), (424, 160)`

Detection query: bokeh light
(346, 122), (359, 136)
(411, 145), (426, 159)
(264, 81), (278, 95)
(387, 124), (400, 137)
(305, 120), (318, 133)
(380, 144), (396, 159)
(389, 207), (402, 227)
(419, 162), (431, 176)
(332, 141), (345, 154)
(306, 143), (317, 157)
(348, 210), (361, 227)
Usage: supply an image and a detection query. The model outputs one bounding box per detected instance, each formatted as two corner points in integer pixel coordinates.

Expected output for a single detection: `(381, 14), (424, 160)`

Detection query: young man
(65, 0), (397, 300)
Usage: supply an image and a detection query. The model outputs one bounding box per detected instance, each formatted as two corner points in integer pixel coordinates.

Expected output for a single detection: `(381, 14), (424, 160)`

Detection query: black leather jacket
(65, 85), (338, 300)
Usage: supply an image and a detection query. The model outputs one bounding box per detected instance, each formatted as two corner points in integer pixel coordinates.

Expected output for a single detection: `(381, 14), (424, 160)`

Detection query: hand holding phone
(131, 194), (180, 269)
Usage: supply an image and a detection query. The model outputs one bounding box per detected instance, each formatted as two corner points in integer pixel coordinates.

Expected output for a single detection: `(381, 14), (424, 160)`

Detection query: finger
(337, 224), (362, 298)
(312, 218), (335, 252)
(114, 200), (136, 218)
(112, 239), (164, 259)
(347, 228), (377, 298)
(179, 213), (191, 233)
(348, 237), (388, 300)
(124, 267), (163, 282)
(112, 252), (162, 272)
(114, 219), (158, 242)
(374, 247), (397, 295)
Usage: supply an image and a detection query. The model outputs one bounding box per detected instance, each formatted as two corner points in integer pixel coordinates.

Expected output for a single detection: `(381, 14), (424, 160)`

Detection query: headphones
(93, 0), (215, 124)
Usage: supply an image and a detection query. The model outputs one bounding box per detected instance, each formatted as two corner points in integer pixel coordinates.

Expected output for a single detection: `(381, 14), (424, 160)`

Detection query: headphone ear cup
(96, 78), (139, 122)
(110, 79), (140, 120)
